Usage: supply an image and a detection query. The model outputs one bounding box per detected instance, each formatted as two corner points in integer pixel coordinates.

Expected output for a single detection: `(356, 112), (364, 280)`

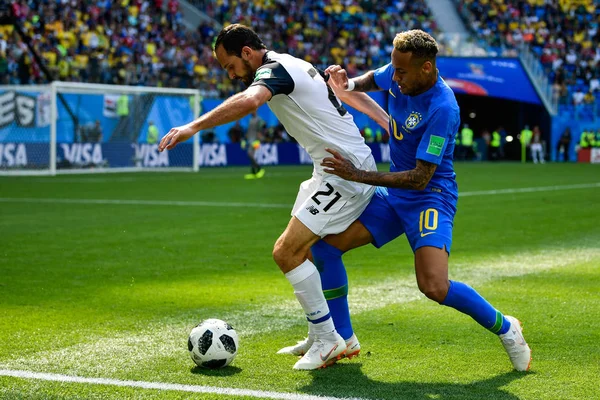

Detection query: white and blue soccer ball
(188, 318), (239, 369)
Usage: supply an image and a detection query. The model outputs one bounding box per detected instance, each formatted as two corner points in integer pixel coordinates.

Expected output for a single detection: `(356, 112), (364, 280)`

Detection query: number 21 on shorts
(419, 208), (438, 237)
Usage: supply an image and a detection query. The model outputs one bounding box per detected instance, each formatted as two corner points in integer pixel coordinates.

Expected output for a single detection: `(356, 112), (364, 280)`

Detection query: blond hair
(393, 30), (439, 63)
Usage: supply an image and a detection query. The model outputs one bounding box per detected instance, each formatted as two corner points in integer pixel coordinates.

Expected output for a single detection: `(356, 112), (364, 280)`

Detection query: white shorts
(531, 143), (543, 152)
(292, 156), (377, 237)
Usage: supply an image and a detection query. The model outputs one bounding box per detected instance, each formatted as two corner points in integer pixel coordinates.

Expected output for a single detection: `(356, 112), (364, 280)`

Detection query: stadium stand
(1, 0), (443, 99)
(456, 0), (600, 120)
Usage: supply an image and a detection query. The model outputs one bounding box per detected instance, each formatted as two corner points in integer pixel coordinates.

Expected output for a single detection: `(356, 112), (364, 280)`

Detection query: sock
(285, 259), (336, 338)
(442, 280), (511, 334)
(311, 240), (353, 341)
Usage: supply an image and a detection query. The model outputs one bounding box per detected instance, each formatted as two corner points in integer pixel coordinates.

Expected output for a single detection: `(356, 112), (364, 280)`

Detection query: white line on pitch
(0, 182), (598, 208)
(0, 369), (368, 400)
(459, 182), (600, 197)
(0, 197), (290, 209)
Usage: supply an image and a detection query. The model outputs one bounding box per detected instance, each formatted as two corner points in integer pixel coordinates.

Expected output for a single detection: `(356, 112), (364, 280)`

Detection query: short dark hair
(214, 24), (267, 57)
(393, 30), (439, 64)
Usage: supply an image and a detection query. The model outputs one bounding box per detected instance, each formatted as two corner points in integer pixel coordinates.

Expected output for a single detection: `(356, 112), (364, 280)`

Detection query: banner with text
(0, 142), (391, 169)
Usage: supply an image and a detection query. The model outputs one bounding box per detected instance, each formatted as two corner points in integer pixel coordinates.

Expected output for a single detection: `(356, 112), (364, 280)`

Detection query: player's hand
(158, 123), (196, 152)
(321, 148), (361, 182)
(324, 65), (349, 91)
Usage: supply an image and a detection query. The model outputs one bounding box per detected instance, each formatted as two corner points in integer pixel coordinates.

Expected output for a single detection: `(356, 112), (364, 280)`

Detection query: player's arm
(332, 88), (389, 132)
(325, 65), (381, 93)
(158, 85), (271, 151)
(321, 149), (436, 190)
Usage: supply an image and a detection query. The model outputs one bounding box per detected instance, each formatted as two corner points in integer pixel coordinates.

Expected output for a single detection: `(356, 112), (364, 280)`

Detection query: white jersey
(249, 51), (372, 175)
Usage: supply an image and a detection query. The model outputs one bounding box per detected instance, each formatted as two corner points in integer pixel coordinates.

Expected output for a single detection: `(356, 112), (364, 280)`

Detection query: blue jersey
(374, 63), (460, 199)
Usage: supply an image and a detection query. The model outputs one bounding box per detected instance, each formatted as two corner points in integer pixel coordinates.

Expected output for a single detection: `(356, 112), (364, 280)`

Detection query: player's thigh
(399, 194), (456, 255)
(323, 219), (374, 252)
(293, 173), (375, 238)
(357, 187), (405, 248)
(275, 216), (321, 259)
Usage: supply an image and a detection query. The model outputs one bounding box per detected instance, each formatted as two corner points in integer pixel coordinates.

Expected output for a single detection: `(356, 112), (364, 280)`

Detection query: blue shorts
(358, 187), (457, 254)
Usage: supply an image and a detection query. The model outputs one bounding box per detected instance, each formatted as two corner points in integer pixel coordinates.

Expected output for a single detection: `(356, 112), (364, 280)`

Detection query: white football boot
(499, 316), (532, 371)
(277, 335), (314, 356)
(279, 333), (361, 359)
(342, 333), (361, 359)
(293, 333), (346, 370)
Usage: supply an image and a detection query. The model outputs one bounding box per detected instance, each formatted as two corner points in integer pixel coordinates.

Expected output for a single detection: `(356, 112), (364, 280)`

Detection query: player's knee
(418, 280), (449, 303)
(272, 241), (304, 271)
(272, 240), (287, 268)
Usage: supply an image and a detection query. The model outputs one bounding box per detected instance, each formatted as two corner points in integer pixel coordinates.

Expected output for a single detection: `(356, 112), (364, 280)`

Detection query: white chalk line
(0, 369), (367, 400)
(0, 182), (598, 208)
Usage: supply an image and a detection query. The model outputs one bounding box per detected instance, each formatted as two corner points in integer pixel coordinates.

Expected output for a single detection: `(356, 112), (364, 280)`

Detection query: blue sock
(442, 280), (511, 334)
(311, 240), (353, 340)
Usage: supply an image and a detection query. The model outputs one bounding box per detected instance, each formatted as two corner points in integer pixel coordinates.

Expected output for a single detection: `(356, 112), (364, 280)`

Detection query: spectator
(557, 127), (572, 162)
(573, 88), (585, 105)
(227, 121), (244, 144)
(147, 121), (159, 144)
(583, 90), (595, 104)
(489, 126), (503, 161)
(459, 123), (474, 161)
(89, 120), (103, 143)
(530, 126), (545, 164)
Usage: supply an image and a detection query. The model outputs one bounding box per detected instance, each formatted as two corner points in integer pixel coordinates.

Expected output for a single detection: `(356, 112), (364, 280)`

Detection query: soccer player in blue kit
(279, 30), (531, 371)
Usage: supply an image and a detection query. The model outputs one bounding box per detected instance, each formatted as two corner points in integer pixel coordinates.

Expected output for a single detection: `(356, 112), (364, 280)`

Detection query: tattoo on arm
(354, 160), (437, 190)
(352, 71), (380, 92)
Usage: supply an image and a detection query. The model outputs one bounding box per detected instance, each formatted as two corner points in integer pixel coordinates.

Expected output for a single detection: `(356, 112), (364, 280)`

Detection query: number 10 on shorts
(419, 208), (438, 235)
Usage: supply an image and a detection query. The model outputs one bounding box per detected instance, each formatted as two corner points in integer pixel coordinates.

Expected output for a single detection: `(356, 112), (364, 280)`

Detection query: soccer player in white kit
(158, 24), (389, 370)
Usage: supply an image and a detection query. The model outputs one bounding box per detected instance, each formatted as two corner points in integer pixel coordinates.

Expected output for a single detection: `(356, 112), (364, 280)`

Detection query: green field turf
(0, 162), (599, 400)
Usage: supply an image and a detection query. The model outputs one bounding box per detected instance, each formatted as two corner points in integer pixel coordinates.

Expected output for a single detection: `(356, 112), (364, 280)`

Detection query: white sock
(285, 259), (336, 339)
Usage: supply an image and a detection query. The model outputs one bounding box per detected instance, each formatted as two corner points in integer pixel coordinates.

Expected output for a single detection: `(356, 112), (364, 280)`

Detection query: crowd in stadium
(3, 0), (598, 109)
(1, 0), (599, 155)
(0, 0), (442, 100)
(457, 0), (600, 112)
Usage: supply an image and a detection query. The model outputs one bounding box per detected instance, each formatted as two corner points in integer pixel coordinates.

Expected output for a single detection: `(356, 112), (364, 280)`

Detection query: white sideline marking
(0, 197), (290, 209)
(0, 182), (598, 208)
(0, 369), (367, 400)
(459, 182), (600, 197)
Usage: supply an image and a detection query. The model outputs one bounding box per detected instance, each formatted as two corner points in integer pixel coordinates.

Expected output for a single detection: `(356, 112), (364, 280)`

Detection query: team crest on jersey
(404, 112), (422, 130)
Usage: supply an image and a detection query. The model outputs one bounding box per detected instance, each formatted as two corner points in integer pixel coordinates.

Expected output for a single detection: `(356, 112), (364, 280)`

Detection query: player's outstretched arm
(158, 85), (272, 152)
(325, 66), (387, 131)
(321, 148), (436, 191)
(331, 88), (389, 133)
(325, 65), (380, 93)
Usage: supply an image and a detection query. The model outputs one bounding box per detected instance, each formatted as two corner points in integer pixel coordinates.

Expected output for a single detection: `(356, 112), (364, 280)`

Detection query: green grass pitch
(0, 162), (599, 399)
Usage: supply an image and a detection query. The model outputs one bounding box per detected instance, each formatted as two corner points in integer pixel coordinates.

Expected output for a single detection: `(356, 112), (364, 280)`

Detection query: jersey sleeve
(249, 61), (295, 96)
(416, 106), (457, 165)
(373, 63), (393, 91)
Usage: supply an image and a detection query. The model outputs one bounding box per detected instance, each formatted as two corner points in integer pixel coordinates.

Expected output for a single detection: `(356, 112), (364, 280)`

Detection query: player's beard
(240, 60), (255, 86)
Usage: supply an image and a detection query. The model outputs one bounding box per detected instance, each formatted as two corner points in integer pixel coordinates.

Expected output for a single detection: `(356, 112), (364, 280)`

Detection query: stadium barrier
(0, 141), (393, 172)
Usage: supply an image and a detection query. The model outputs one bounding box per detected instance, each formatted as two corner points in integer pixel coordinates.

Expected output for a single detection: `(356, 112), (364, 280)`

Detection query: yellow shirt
(75, 54), (89, 68)
(58, 59), (70, 79)
(42, 51), (57, 67)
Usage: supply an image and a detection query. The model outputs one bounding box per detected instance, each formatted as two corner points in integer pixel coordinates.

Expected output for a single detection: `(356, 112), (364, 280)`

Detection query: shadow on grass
(190, 365), (243, 377)
(300, 363), (532, 400)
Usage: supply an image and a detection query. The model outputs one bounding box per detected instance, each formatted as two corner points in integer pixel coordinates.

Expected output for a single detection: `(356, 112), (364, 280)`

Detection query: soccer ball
(188, 319), (239, 369)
